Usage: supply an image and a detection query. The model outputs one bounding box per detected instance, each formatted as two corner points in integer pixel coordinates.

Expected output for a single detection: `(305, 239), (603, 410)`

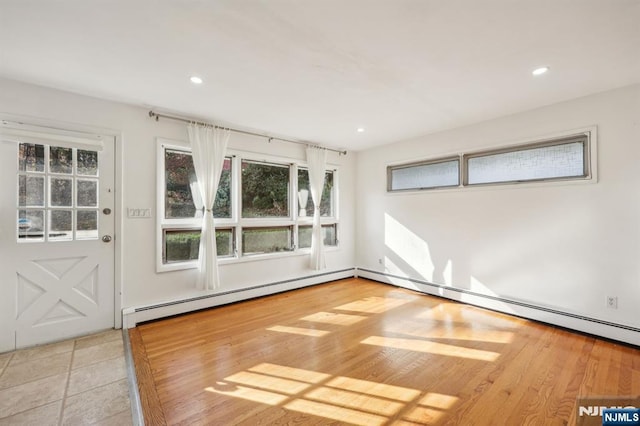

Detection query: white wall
(356, 84), (640, 331)
(0, 77), (356, 311)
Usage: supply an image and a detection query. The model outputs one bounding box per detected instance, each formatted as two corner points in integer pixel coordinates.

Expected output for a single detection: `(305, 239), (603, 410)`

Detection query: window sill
(156, 245), (341, 273)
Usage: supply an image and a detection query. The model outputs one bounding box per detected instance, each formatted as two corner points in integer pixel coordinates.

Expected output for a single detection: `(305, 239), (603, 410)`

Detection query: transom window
(158, 141), (339, 271)
(18, 143), (99, 241)
(387, 132), (592, 192)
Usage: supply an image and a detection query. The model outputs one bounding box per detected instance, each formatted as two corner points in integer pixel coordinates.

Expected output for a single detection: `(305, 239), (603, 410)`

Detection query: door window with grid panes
(18, 143), (100, 241)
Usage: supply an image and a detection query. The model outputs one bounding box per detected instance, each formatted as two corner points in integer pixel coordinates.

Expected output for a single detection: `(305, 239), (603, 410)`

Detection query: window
(163, 228), (235, 264)
(296, 169), (338, 248)
(164, 149), (231, 219)
(297, 168), (334, 216)
(241, 161), (289, 218)
(298, 224), (337, 248)
(242, 227), (293, 255)
(18, 143), (99, 241)
(387, 132), (592, 192)
(387, 158), (459, 191)
(158, 141), (339, 270)
(464, 136), (588, 185)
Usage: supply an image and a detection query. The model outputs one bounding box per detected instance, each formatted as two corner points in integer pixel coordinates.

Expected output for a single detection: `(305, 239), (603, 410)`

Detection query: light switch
(128, 208), (152, 218)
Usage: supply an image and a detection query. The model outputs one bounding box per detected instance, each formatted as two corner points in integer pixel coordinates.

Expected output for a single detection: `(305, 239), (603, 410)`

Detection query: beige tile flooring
(0, 329), (133, 426)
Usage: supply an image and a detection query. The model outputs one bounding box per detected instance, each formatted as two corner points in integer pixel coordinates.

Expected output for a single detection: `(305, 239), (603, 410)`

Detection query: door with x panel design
(0, 124), (115, 351)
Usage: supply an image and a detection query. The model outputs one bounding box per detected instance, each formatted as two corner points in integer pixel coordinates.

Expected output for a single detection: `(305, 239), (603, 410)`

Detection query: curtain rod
(148, 110), (347, 155)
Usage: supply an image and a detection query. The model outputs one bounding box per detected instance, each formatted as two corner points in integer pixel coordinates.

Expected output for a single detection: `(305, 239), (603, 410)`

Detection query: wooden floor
(129, 278), (640, 425)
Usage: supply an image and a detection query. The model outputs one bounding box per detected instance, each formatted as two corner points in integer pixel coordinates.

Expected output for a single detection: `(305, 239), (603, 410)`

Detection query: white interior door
(0, 124), (115, 351)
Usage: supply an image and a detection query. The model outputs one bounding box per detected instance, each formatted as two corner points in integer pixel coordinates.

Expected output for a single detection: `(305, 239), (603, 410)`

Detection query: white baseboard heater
(122, 268), (355, 328)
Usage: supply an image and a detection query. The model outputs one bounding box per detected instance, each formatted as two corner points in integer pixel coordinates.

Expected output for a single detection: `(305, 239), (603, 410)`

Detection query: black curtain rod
(148, 110), (347, 155)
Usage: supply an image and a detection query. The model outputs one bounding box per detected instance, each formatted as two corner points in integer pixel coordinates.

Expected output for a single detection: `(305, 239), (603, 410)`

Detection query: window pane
(77, 150), (98, 176)
(18, 209), (44, 240)
(242, 161), (289, 218)
(165, 230), (200, 263)
(165, 150), (196, 218)
(77, 210), (98, 240)
(389, 159), (459, 191)
(18, 176), (45, 207)
(49, 210), (72, 240)
(467, 141), (585, 185)
(77, 180), (98, 207)
(164, 229), (234, 263)
(242, 227), (293, 255)
(165, 150), (231, 219)
(50, 178), (73, 207)
(215, 229), (234, 257)
(298, 169), (334, 217)
(18, 143), (45, 172)
(50, 147), (73, 174)
(215, 159), (232, 218)
(298, 224), (337, 248)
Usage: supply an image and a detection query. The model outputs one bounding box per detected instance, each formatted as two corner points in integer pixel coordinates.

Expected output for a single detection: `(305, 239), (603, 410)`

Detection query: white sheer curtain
(187, 124), (230, 290)
(306, 146), (327, 270)
(189, 177), (204, 219)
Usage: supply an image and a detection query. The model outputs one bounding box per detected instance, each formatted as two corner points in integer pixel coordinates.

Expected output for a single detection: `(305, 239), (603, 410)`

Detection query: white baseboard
(357, 268), (640, 347)
(122, 268), (355, 328)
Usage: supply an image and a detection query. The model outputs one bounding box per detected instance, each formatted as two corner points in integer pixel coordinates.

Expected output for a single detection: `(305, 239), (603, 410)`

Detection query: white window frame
(156, 139), (339, 272)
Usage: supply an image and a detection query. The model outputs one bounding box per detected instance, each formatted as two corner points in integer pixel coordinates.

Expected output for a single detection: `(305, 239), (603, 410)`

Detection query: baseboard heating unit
(122, 268), (355, 328)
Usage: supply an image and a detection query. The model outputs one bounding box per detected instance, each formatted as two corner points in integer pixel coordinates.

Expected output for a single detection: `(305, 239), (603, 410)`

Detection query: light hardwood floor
(129, 278), (640, 425)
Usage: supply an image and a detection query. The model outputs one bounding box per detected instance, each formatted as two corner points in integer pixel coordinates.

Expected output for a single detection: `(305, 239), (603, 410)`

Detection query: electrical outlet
(378, 258), (383, 265)
(606, 296), (618, 309)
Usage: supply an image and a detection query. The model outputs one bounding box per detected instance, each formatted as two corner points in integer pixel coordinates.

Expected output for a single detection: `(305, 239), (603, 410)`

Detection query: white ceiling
(1, 1), (639, 151)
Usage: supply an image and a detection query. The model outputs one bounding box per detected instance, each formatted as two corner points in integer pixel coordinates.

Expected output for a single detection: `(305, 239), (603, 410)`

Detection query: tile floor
(0, 329), (134, 425)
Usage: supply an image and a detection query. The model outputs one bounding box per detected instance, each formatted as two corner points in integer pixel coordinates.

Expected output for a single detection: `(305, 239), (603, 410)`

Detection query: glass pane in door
(76, 210), (98, 240)
(18, 209), (44, 240)
(50, 147), (73, 174)
(49, 210), (73, 241)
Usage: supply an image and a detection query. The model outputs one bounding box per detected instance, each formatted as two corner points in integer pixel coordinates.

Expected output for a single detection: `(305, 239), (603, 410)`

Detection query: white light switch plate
(127, 208), (152, 218)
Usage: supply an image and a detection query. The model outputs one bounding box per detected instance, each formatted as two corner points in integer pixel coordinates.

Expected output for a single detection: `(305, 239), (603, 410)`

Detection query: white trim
(1, 119), (105, 151)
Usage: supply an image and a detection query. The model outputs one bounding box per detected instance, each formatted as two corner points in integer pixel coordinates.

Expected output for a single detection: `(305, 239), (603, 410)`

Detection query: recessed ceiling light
(357, 127), (365, 133)
(190, 76), (203, 84)
(532, 67), (549, 76)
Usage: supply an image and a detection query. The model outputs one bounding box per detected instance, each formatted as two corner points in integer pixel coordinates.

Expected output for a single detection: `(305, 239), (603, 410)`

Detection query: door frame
(1, 113), (123, 331)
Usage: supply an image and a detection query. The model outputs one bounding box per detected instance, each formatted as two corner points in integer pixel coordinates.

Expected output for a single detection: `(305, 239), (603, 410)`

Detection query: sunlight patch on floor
(326, 376), (420, 402)
(420, 392), (459, 409)
(285, 399), (388, 426)
(266, 325), (330, 337)
(304, 386), (404, 416)
(204, 384), (288, 406)
(334, 296), (412, 314)
(361, 336), (500, 361)
(384, 324), (514, 344)
(223, 371), (312, 395)
(248, 363), (330, 384)
(300, 311), (367, 326)
(204, 362), (460, 424)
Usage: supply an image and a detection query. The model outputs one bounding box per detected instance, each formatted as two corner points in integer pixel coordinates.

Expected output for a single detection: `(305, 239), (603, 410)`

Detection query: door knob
(102, 235), (112, 243)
